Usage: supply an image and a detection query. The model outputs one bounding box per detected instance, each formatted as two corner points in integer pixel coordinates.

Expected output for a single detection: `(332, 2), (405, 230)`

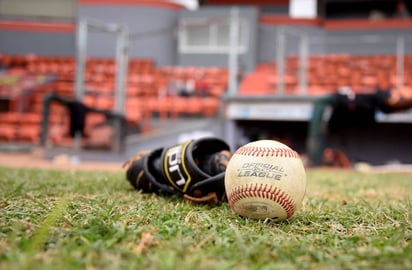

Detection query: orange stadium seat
(125, 97), (144, 124)
(202, 96), (220, 117)
(184, 96), (203, 116)
(16, 124), (41, 143)
(0, 112), (21, 125)
(95, 96), (114, 110)
(0, 124), (16, 141)
(82, 94), (97, 107)
(170, 96), (189, 119)
(126, 85), (142, 97)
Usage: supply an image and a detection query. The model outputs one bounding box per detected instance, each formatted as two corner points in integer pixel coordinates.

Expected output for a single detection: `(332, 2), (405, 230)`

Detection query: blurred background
(0, 0), (411, 167)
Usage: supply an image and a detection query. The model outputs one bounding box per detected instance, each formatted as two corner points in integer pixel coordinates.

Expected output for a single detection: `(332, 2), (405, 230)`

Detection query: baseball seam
(235, 146), (299, 158)
(228, 183), (296, 218)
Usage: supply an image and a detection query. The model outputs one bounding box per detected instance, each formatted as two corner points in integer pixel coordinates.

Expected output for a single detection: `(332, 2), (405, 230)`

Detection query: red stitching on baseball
(228, 183), (296, 218)
(235, 146), (299, 158)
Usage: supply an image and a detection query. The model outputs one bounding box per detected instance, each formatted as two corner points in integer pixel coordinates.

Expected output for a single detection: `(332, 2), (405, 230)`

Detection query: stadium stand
(1, 0), (412, 165)
(1, 47), (411, 151)
(0, 54), (229, 145)
(241, 54), (412, 96)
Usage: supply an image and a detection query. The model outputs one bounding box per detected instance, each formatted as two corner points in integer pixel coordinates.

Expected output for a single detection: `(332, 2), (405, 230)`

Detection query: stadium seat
(82, 95), (97, 107)
(208, 85), (225, 97)
(95, 96), (114, 110)
(16, 124), (41, 143)
(184, 96), (203, 116)
(55, 82), (74, 96)
(0, 124), (16, 141)
(202, 97), (220, 117)
(154, 96), (174, 121)
(0, 112), (21, 125)
(126, 85), (142, 97)
(20, 113), (41, 125)
(126, 109), (142, 124)
(125, 97), (143, 123)
(361, 75), (378, 88)
(304, 83), (322, 94)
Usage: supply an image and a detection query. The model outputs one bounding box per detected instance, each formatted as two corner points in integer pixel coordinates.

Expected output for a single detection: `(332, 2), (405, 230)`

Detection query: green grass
(0, 166), (411, 270)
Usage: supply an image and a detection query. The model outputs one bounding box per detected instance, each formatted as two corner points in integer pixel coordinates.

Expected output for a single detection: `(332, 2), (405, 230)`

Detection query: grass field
(0, 166), (411, 270)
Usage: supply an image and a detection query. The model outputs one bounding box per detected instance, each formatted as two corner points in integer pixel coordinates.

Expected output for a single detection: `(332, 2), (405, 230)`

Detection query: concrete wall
(77, 3), (180, 66)
(257, 24), (412, 63)
(0, 2), (181, 65)
(178, 6), (259, 73)
(0, 30), (75, 56)
(323, 28), (412, 55)
(1, 4), (412, 68)
(257, 24), (325, 62)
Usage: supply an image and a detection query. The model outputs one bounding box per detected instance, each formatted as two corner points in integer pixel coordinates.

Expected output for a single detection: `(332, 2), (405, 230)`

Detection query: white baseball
(225, 140), (306, 221)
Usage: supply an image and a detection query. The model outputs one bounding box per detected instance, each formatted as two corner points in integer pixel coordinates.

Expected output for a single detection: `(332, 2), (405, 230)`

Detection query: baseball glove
(123, 137), (232, 204)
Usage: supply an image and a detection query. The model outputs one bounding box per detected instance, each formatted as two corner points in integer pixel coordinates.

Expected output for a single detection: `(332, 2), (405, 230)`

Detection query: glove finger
(126, 152), (154, 191)
(199, 150), (232, 175)
(123, 150), (150, 169)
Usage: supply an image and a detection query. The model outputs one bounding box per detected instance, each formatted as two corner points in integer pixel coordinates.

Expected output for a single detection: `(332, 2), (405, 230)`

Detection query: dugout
(222, 94), (412, 167)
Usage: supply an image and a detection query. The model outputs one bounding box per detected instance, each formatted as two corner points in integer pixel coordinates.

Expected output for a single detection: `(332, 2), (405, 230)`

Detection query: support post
(298, 33), (308, 95)
(276, 27), (285, 95)
(396, 36), (405, 88)
(228, 6), (239, 96)
(114, 26), (128, 115)
(75, 19), (87, 99)
(112, 26), (128, 153)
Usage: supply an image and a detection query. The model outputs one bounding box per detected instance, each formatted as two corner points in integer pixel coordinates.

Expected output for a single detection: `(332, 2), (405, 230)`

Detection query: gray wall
(77, 4), (179, 66)
(1, 4), (412, 68)
(0, 30), (74, 56)
(258, 24), (325, 62)
(258, 24), (412, 63)
(177, 6), (259, 73)
(323, 29), (412, 55)
(0, 3), (180, 61)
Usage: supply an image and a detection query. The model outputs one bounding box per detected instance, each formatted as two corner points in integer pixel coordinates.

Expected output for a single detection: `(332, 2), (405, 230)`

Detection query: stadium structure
(0, 0), (412, 166)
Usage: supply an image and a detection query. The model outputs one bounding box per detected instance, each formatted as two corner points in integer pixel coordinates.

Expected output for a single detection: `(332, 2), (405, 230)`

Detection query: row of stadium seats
(240, 54), (412, 95)
(0, 54), (227, 144)
(1, 53), (228, 96)
(0, 112), (41, 143)
(2, 53), (411, 145)
(1, 54), (228, 99)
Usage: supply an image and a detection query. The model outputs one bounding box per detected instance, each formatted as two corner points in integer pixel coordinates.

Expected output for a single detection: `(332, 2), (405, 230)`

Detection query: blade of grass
(22, 195), (70, 270)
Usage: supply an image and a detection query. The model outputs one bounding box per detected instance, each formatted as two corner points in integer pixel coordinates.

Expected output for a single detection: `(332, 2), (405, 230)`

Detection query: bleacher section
(0, 54), (228, 146)
(241, 54), (412, 95)
(1, 53), (411, 146)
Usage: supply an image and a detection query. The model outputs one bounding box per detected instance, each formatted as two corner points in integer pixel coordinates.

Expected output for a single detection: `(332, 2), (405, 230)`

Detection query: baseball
(225, 140), (306, 221)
